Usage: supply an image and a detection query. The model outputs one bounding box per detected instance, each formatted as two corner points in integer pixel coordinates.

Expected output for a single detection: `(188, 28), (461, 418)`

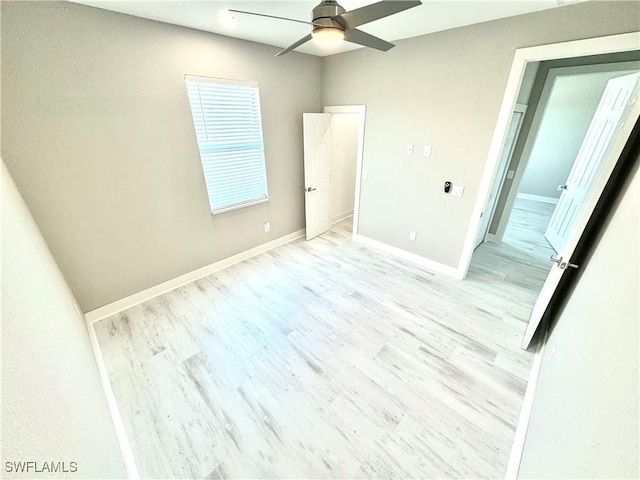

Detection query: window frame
(184, 74), (269, 215)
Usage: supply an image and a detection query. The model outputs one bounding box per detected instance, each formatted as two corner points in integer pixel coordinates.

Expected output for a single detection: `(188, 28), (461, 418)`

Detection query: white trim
(459, 32), (640, 279)
(88, 322), (140, 480)
(331, 210), (353, 224)
(323, 105), (366, 239)
(504, 334), (548, 480)
(476, 103), (529, 248)
(517, 193), (559, 204)
(85, 229), (305, 323)
(354, 233), (463, 279)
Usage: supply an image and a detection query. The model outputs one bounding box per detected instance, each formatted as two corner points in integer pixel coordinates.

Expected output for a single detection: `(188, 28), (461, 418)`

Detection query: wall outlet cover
(452, 185), (465, 197)
(409, 232), (417, 241)
(423, 145), (432, 157)
(406, 144), (414, 155)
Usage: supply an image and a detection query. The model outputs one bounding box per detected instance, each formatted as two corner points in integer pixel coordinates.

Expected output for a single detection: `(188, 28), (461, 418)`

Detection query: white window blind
(185, 75), (269, 214)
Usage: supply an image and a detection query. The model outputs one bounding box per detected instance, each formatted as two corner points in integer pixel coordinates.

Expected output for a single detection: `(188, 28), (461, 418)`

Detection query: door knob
(550, 255), (579, 270)
(550, 255), (562, 265)
(305, 187), (316, 192)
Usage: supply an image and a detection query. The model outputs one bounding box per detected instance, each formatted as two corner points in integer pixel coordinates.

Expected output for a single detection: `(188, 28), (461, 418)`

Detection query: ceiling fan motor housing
(312, 0), (346, 32)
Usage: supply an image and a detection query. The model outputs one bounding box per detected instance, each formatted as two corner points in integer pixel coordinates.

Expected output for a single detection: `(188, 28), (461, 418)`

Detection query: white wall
(322, 1), (640, 269)
(519, 69), (637, 199)
(1, 1), (322, 312)
(330, 113), (359, 221)
(518, 159), (639, 478)
(1, 160), (127, 478)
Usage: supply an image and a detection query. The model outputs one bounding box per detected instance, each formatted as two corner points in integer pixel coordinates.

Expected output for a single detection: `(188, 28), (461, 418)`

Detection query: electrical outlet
(423, 145), (432, 157)
(409, 232), (417, 241)
(264, 221), (270, 233)
(406, 144), (414, 155)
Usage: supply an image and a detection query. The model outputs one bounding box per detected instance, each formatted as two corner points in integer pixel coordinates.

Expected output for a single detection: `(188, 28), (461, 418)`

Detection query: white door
(522, 71), (639, 349)
(474, 105), (526, 248)
(303, 113), (332, 240)
(545, 72), (640, 253)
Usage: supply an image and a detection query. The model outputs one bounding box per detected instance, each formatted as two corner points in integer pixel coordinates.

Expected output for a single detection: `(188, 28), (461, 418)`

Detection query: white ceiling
(69, 0), (573, 57)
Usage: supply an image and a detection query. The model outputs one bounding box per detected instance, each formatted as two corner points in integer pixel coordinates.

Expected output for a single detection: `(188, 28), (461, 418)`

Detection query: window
(185, 75), (269, 214)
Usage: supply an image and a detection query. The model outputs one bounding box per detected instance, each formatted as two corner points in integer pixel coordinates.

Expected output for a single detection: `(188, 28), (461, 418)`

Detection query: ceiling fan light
(311, 27), (345, 44)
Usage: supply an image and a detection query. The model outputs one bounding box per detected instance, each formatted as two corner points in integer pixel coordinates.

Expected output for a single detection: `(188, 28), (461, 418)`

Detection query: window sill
(211, 197), (269, 215)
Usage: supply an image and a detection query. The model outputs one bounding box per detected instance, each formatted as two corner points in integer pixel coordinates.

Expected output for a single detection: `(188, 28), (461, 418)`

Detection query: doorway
(482, 63), (639, 274)
(302, 105), (365, 240)
(460, 33), (640, 351)
(489, 63), (639, 250)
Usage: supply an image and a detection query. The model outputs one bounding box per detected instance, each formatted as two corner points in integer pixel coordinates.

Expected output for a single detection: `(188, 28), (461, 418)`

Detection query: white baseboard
(353, 233), (463, 279)
(332, 210), (354, 224)
(504, 338), (547, 479)
(88, 322), (140, 480)
(517, 193), (559, 205)
(84, 229), (305, 324)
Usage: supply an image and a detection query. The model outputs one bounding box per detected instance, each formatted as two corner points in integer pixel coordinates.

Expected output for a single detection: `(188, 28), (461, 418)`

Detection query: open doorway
(461, 33), (640, 351)
(477, 61), (640, 283)
(488, 62), (639, 258)
(302, 105), (365, 240)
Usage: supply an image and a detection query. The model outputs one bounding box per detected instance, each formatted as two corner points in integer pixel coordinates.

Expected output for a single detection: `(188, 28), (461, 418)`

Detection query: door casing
(323, 105), (366, 237)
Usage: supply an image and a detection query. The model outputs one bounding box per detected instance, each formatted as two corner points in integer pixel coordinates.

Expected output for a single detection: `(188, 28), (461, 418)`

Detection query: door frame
(459, 32), (640, 278)
(475, 102), (527, 248)
(324, 105), (366, 237)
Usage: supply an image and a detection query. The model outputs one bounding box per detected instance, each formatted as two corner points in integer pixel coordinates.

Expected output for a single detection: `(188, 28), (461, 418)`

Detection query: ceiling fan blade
(275, 33), (313, 57)
(334, 1), (422, 30)
(228, 9), (318, 26)
(344, 28), (394, 51)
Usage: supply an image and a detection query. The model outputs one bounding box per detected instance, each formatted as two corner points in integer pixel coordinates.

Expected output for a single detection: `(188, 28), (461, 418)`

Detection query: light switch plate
(452, 185), (465, 197)
(423, 145), (432, 157)
(406, 144), (414, 155)
(409, 232), (417, 241)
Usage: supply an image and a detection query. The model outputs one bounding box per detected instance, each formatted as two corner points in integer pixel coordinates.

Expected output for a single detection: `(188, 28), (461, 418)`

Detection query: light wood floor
(95, 214), (552, 479)
(502, 197), (556, 264)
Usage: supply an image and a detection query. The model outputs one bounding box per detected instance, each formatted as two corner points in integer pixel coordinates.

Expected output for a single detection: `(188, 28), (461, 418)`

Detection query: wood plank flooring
(502, 197), (556, 263)
(95, 213), (552, 479)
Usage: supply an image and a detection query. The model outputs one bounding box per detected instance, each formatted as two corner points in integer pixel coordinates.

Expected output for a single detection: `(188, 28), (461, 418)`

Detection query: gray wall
(1, 160), (127, 478)
(322, 1), (640, 268)
(518, 158), (639, 479)
(1, 1), (322, 311)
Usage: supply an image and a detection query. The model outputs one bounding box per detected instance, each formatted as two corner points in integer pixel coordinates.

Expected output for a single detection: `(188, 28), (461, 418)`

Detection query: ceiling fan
(229, 0), (422, 57)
